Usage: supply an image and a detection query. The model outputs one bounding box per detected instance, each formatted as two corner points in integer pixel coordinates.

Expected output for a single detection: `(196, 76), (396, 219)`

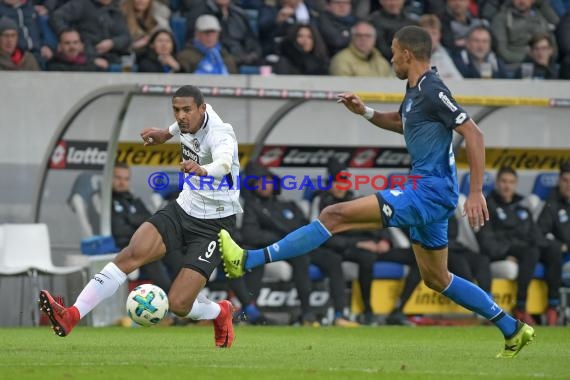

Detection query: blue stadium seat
(309, 264), (326, 281)
(533, 263), (545, 279)
(170, 16), (187, 51)
(531, 172), (559, 201)
(38, 14), (58, 49)
(239, 65), (261, 75)
(459, 172), (495, 196)
(372, 262), (406, 279)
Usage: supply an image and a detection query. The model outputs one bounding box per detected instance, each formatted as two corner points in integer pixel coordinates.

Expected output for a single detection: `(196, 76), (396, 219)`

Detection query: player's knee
(168, 293), (193, 317)
(319, 203), (347, 233)
(114, 245), (145, 274)
(423, 272), (451, 292)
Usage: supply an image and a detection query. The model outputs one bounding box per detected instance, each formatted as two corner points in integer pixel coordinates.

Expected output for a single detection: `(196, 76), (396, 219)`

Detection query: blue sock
(442, 274), (517, 338)
(245, 220), (332, 270)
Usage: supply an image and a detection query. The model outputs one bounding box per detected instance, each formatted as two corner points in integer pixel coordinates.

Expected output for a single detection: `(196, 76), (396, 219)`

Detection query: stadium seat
(526, 172), (559, 219)
(239, 65), (261, 75)
(533, 262), (545, 279)
(372, 261), (407, 279)
(309, 264), (325, 281)
(68, 172), (102, 238)
(459, 172), (495, 196)
(170, 16), (187, 51)
(0, 224), (87, 325)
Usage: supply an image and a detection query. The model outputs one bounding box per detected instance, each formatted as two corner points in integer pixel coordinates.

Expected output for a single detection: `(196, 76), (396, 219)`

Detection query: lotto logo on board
(49, 140), (67, 169)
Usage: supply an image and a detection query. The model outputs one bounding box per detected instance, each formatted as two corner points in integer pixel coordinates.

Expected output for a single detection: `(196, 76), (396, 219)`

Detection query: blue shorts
(377, 176), (458, 250)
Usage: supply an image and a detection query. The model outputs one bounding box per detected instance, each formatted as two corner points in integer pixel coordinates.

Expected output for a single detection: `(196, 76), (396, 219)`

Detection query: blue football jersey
(399, 68), (469, 183)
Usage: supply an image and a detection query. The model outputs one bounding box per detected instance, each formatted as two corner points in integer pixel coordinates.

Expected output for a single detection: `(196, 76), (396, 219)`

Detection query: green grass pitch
(1, 326), (569, 380)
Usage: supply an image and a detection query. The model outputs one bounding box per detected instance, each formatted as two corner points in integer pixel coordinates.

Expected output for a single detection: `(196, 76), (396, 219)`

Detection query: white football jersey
(168, 104), (243, 219)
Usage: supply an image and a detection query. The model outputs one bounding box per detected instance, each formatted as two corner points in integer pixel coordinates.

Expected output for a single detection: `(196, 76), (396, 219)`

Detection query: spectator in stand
(203, 0), (263, 68)
(241, 162), (358, 327)
(419, 14), (463, 80)
(0, 16), (40, 70)
(0, 0), (53, 65)
(329, 21), (392, 76)
(367, 0), (418, 60)
(177, 14), (237, 74)
(47, 28), (107, 71)
(556, 9), (570, 79)
(121, 0), (170, 54)
(452, 25), (509, 78)
(491, 0), (557, 65)
(476, 167), (546, 326)
(479, 0), (559, 24)
(273, 24), (329, 75)
(537, 163), (570, 325)
(317, 0), (357, 56)
(50, 0), (132, 65)
(514, 32), (559, 78)
(137, 28), (182, 73)
(438, 0), (489, 52)
(258, 0), (319, 57)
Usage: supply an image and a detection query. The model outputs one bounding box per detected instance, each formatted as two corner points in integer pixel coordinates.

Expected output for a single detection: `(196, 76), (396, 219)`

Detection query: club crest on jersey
(192, 138), (200, 152)
(181, 144), (199, 163)
(559, 209), (568, 223)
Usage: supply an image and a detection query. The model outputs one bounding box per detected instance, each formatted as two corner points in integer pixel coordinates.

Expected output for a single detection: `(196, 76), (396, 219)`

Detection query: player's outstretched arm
(337, 92), (403, 134)
(455, 120), (490, 229)
(140, 127), (173, 146)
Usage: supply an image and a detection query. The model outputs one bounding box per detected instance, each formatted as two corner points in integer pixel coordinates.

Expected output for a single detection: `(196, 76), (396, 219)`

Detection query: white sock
(73, 262), (127, 319)
(186, 294), (221, 320)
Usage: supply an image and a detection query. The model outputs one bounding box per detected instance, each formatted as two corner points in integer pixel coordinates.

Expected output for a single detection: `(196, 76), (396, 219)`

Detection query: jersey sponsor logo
(181, 144), (199, 163)
(405, 98), (413, 113)
(438, 91), (458, 112)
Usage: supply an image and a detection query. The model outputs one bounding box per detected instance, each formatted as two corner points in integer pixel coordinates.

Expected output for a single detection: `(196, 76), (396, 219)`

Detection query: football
(126, 284), (169, 327)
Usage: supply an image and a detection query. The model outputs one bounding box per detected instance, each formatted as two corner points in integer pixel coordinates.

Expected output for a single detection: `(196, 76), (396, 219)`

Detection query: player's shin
(442, 274), (517, 337)
(73, 262), (127, 318)
(245, 220), (332, 270)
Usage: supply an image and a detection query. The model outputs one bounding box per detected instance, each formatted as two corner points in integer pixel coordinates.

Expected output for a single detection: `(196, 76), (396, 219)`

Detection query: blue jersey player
(219, 26), (534, 358)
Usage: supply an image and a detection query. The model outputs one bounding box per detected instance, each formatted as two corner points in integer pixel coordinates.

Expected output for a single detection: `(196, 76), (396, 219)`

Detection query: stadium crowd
(0, 0), (569, 78)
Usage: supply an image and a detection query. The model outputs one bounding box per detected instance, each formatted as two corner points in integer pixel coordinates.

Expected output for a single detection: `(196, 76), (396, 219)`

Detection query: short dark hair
(560, 162), (570, 175)
(497, 166), (517, 179)
(173, 85), (204, 106)
(58, 28), (82, 41)
(528, 32), (553, 48)
(394, 26), (432, 61)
